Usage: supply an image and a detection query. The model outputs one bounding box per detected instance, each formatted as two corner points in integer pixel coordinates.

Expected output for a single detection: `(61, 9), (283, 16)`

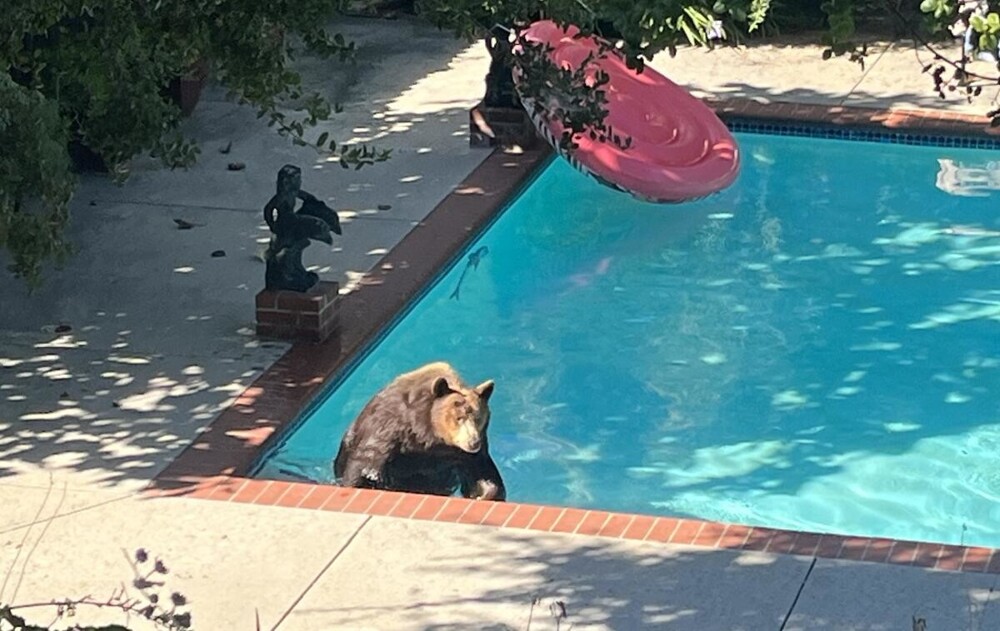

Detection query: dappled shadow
(290, 523), (1000, 630)
(0, 329), (286, 491)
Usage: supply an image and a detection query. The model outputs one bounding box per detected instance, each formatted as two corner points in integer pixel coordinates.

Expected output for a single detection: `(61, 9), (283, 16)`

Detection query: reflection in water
(261, 134), (1000, 548)
(936, 158), (1000, 197)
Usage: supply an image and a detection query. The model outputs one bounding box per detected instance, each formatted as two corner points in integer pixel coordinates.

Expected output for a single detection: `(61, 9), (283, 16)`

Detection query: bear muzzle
(451, 424), (482, 453)
(458, 436), (482, 454)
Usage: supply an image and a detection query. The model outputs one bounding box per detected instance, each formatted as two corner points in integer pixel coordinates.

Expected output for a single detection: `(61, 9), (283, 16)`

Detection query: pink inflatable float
(514, 21), (740, 204)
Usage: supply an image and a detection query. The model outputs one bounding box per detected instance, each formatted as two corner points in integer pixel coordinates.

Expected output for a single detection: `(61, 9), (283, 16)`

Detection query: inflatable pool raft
(515, 21), (740, 204)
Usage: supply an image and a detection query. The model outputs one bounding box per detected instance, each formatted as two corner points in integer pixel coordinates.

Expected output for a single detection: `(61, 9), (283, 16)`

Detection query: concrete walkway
(2, 15), (999, 630)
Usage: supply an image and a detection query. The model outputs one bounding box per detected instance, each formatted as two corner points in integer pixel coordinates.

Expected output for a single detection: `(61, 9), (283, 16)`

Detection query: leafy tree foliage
(0, 73), (74, 287)
(1, 0), (387, 286)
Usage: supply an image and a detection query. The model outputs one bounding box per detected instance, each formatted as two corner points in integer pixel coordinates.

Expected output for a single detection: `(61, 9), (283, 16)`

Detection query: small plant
(0, 549), (193, 631)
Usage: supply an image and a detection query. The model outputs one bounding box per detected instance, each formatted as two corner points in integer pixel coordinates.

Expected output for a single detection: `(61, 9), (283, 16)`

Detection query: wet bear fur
(333, 362), (506, 501)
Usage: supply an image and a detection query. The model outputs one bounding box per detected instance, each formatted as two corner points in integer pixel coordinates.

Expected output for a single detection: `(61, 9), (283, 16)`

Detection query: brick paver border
(148, 98), (1000, 574)
(710, 96), (1000, 141)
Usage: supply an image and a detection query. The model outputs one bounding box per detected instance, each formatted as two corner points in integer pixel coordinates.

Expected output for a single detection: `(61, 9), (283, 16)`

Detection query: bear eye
(453, 399), (463, 408)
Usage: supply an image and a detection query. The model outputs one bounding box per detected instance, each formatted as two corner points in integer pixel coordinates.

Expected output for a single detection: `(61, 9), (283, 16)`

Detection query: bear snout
(455, 430), (482, 453)
(449, 420), (483, 453)
(454, 425), (483, 454)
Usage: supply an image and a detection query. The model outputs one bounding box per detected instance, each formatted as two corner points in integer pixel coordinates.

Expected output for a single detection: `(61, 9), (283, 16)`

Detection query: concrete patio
(2, 15), (999, 631)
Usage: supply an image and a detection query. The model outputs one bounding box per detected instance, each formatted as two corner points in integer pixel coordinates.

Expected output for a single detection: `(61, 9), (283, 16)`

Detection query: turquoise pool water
(257, 132), (1000, 548)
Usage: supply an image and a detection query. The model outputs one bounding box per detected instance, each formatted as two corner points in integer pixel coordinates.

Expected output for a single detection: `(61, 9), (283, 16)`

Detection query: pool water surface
(257, 132), (1000, 548)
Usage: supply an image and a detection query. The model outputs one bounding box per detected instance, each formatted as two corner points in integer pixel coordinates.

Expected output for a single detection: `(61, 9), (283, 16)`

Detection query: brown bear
(333, 361), (506, 501)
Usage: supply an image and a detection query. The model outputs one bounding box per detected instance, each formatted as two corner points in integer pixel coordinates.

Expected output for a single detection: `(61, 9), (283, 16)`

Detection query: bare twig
(526, 595), (540, 630)
(2, 549), (191, 630)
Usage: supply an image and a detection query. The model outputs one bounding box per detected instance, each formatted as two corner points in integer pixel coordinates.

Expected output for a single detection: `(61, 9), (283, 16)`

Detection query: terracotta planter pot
(70, 58), (210, 172)
(67, 138), (108, 174)
(166, 58), (210, 117)
(67, 124), (108, 174)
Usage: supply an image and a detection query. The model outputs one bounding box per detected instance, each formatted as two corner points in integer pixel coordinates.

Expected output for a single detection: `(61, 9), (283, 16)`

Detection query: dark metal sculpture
(483, 28), (519, 109)
(263, 164), (343, 292)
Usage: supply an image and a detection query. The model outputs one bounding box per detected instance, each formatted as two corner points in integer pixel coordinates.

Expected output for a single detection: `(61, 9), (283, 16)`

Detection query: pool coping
(147, 97), (1000, 575)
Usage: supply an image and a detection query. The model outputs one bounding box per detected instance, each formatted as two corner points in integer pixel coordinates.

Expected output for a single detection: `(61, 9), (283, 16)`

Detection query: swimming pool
(256, 131), (1000, 549)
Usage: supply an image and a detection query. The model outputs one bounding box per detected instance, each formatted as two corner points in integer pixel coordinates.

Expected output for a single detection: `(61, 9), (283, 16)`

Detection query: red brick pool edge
(146, 98), (1000, 575)
(156, 478), (1000, 574)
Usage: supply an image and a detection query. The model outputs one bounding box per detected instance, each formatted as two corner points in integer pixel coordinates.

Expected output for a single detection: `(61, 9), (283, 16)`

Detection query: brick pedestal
(470, 101), (539, 149)
(255, 281), (340, 342)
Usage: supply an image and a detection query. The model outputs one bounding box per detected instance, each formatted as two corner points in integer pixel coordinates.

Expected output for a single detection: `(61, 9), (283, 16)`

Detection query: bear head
(429, 376), (495, 453)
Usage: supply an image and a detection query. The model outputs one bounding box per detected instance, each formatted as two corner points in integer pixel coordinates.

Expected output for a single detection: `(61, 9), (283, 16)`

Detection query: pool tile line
(707, 96), (1000, 148)
(146, 99), (1000, 579)
(153, 476), (1000, 574)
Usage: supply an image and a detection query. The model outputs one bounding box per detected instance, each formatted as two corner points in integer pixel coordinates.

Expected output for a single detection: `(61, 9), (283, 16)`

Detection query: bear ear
(474, 380), (495, 403)
(432, 377), (451, 398)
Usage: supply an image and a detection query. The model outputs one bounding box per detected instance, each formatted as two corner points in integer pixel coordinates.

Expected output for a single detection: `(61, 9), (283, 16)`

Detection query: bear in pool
(333, 362), (506, 501)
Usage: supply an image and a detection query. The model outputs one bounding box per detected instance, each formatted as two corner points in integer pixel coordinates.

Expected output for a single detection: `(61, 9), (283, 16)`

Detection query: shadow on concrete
(0, 333), (287, 491)
(287, 521), (1000, 631)
(416, 544), (808, 631)
(700, 81), (973, 111)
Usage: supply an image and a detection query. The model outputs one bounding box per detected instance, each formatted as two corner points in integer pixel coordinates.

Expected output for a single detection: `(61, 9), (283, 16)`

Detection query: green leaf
(980, 32), (999, 53)
(748, 0), (772, 32)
